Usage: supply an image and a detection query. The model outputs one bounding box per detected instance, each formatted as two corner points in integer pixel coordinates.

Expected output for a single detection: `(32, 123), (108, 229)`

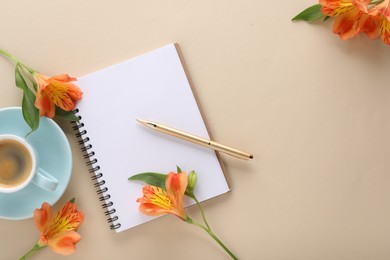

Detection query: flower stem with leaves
(0, 47), (81, 134)
(129, 167), (238, 259)
(19, 198), (84, 259)
(292, 0), (390, 45)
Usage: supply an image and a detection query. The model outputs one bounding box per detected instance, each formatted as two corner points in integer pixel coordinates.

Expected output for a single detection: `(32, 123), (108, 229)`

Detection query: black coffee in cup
(0, 139), (33, 188)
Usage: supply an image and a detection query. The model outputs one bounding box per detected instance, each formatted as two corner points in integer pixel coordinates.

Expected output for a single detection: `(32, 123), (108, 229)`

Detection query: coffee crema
(0, 139), (33, 188)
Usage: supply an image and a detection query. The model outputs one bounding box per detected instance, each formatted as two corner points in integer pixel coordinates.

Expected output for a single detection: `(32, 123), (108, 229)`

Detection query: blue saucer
(0, 107), (72, 220)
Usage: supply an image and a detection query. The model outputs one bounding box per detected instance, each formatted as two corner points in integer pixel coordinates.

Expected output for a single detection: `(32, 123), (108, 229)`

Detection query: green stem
(188, 218), (238, 260)
(205, 228), (238, 260)
(0, 48), (35, 73)
(19, 243), (46, 260)
(0, 48), (19, 64)
(189, 193), (210, 229)
(370, 0), (384, 4)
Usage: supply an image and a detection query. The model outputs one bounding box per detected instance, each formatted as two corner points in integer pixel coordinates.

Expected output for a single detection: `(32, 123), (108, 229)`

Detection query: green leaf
(22, 89), (40, 134)
(15, 65), (26, 90)
(55, 107), (79, 122)
(69, 197), (76, 203)
(15, 66), (39, 133)
(292, 4), (324, 21)
(129, 172), (167, 190)
(176, 165), (182, 173)
(32, 80), (38, 92)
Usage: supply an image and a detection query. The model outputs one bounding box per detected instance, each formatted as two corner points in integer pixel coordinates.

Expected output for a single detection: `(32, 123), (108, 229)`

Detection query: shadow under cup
(0, 134), (59, 193)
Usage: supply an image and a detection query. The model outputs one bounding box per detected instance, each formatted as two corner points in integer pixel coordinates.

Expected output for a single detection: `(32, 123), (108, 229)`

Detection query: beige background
(1, 1), (390, 259)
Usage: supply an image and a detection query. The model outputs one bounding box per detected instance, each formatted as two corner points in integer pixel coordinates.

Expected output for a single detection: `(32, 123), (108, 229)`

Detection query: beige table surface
(1, 1), (390, 259)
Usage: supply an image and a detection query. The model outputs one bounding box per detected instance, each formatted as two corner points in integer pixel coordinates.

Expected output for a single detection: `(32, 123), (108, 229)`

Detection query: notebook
(73, 43), (230, 233)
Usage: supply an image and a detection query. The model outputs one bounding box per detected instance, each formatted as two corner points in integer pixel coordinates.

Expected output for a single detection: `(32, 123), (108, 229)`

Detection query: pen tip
(136, 119), (156, 128)
(249, 155), (254, 159)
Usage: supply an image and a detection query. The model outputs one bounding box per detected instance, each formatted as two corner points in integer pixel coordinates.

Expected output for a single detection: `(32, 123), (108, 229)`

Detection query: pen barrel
(209, 141), (253, 160)
(155, 127), (210, 145)
(141, 120), (253, 160)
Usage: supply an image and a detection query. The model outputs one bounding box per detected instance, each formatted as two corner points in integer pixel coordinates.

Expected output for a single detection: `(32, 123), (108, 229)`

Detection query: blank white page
(76, 44), (229, 232)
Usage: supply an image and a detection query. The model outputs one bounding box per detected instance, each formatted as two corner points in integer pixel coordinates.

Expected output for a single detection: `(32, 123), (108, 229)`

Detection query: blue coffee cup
(0, 134), (59, 193)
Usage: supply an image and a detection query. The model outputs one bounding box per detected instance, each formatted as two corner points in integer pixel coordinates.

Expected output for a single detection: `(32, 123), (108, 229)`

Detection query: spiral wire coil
(72, 109), (121, 230)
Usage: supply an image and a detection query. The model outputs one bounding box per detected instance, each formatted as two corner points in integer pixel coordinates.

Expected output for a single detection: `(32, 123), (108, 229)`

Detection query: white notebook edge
(173, 43), (232, 190)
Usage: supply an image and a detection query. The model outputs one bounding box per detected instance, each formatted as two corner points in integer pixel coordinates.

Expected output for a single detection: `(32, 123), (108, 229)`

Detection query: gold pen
(136, 119), (253, 160)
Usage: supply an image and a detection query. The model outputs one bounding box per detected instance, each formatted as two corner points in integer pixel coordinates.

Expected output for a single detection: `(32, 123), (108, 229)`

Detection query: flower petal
(372, 0), (390, 20)
(34, 74), (49, 90)
(380, 15), (390, 44)
(34, 202), (53, 234)
(139, 202), (170, 216)
(35, 87), (56, 117)
(353, 0), (371, 12)
(166, 172), (187, 219)
(61, 83), (83, 101)
(320, 0), (355, 16)
(137, 186), (173, 209)
(360, 14), (380, 39)
(137, 186), (172, 215)
(166, 172), (187, 198)
(47, 231), (81, 255)
(42, 81), (82, 112)
(332, 9), (361, 39)
(46, 86), (76, 111)
(50, 74), (77, 82)
(136, 185), (187, 219)
(46, 201), (84, 239)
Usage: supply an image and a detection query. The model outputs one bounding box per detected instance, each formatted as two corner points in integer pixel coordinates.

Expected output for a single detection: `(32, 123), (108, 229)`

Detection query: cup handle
(32, 168), (59, 191)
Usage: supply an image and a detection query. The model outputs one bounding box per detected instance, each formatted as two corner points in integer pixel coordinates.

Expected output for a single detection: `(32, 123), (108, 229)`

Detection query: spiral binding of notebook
(72, 109), (121, 230)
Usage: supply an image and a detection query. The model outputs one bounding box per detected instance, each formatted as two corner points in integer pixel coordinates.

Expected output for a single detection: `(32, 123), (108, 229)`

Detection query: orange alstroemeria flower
(34, 73), (83, 118)
(34, 201), (84, 255)
(320, 0), (380, 40)
(136, 171), (188, 220)
(131, 169), (238, 259)
(368, 0), (390, 44)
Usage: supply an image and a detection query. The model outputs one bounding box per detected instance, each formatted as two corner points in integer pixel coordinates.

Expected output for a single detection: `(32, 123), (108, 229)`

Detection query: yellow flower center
(45, 205), (82, 239)
(45, 80), (74, 108)
(333, 3), (355, 16)
(149, 187), (174, 210)
(380, 15), (390, 34)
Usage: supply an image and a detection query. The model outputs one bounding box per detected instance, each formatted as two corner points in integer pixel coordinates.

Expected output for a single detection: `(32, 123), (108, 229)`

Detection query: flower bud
(186, 171), (198, 194)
